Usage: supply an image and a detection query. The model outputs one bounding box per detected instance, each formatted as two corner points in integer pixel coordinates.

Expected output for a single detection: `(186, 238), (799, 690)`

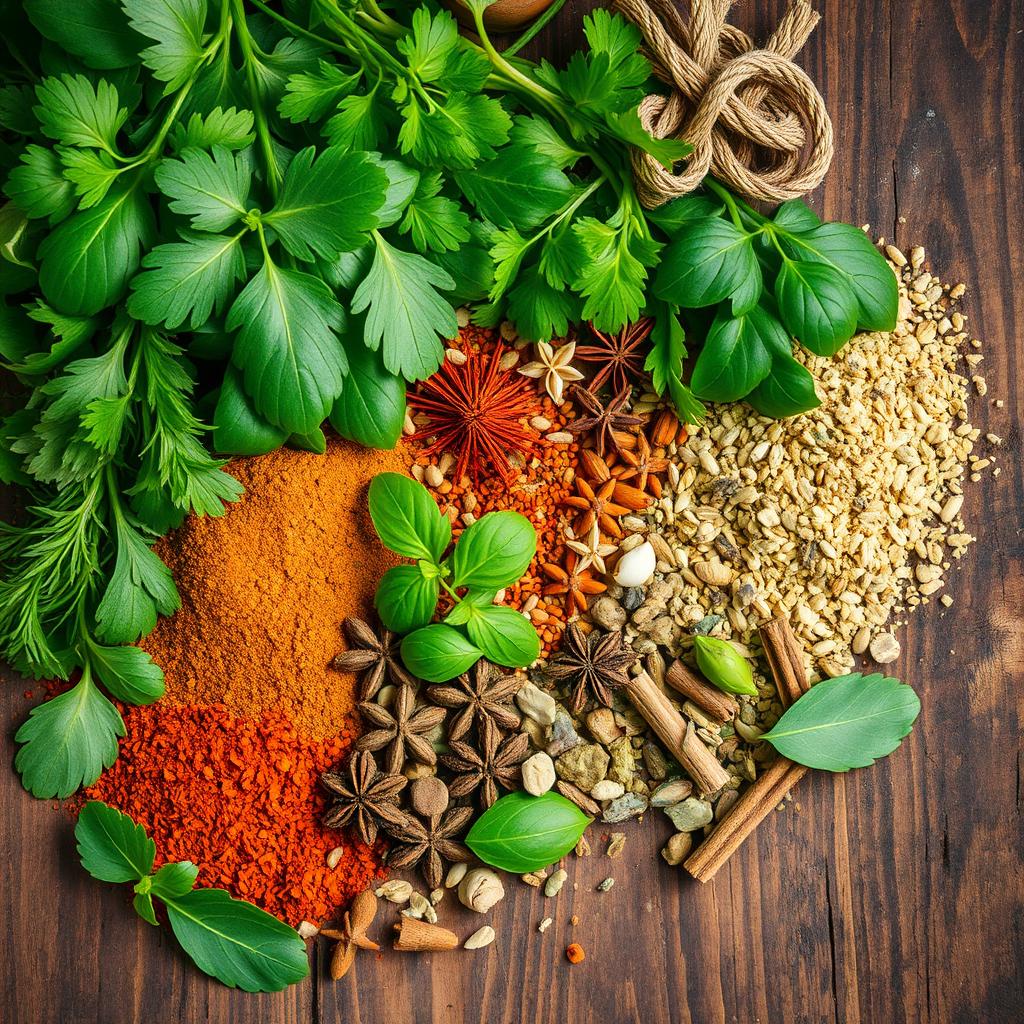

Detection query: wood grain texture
(2, 2), (1022, 1021)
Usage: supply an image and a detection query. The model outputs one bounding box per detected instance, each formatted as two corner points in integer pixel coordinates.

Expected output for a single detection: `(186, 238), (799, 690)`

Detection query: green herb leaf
(400, 624), (482, 682)
(654, 218), (759, 310)
(155, 146), (251, 233)
(374, 564), (439, 633)
(88, 642), (166, 705)
(466, 792), (591, 873)
(399, 172), (471, 253)
(746, 353), (820, 418)
(368, 472), (451, 563)
(226, 260), (347, 434)
(150, 861), (200, 899)
(5, 144), (77, 221)
(760, 673), (921, 771)
(262, 147), (387, 261)
(328, 342), (406, 450)
(75, 801), (156, 883)
(35, 74), (128, 152)
(464, 602), (540, 668)
(450, 510), (535, 590)
(123, 0), (208, 93)
(25, 0), (143, 70)
(38, 185), (155, 316)
(14, 674), (124, 798)
(212, 364), (289, 456)
(169, 107), (256, 152)
(162, 888), (309, 993)
(647, 194), (724, 233)
(690, 305), (778, 403)
(775, 258), (859, 357)
(278, 60), (359, 123)
(352, 235), (456, 381)
(128, 231), (247, 330)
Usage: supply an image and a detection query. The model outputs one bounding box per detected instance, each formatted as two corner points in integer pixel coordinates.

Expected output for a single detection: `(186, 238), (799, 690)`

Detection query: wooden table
(2, 2), (1022, 1022)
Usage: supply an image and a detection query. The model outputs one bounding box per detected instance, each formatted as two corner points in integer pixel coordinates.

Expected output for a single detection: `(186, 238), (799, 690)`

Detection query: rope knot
(615, 0), (834, 207)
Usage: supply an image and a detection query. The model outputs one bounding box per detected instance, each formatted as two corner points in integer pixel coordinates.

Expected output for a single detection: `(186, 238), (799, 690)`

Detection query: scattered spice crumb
(566, 942), (586, 964)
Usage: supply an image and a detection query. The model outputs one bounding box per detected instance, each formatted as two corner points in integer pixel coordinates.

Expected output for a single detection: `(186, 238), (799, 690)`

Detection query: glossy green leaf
(374, 564), (439, 633)
(451, 510), (536, 590)
(150, 861), (200, 899)
(123, 0), (208, 93)
(88, 643), (166, 706)
(655, 218), (759, 310)
(400, 624), (482, 682)
(163, 888), (309, 993)
(368, 472), (451, 563)
(464, 603), (540, 668)
(775, 258), (859, 357)
(25, 0), (143, 70)
(761, 673), (921, 772)
(746, 354), (820, 418)
(212, 365), (289, 456)
(75, 801), (156, 883)
(690, 306), (777, 403)
(771, 199), (821, 232)
(155, 146), (251, 233)
(328, 342), (406, 450)
(466, 792), (591, 873)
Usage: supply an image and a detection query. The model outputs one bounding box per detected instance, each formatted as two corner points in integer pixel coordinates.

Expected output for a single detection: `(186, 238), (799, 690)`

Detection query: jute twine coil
(614, 0), (834, 207)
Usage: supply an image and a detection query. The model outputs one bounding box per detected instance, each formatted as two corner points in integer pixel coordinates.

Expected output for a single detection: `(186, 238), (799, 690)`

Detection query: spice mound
(144, 438), (405, 738)
(85, 702), (382, 927)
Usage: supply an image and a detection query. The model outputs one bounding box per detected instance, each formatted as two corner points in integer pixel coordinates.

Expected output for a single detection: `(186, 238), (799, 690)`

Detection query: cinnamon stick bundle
(684, 615), (811, 883)
(623, 671), (730, 795)
(666, 659), (740, 723)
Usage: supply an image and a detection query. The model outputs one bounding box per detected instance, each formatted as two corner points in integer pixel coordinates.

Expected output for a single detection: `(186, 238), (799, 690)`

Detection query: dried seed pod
(458, 868), (505, 913)
(330, 938), (356, 980)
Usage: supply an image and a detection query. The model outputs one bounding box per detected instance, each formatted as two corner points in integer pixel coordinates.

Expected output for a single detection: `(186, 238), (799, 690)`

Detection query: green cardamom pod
(693, 636), (757, 696)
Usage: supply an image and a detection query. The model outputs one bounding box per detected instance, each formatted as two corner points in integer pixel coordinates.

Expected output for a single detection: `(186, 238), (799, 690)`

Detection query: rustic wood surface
(2, 2), (1022, 1022)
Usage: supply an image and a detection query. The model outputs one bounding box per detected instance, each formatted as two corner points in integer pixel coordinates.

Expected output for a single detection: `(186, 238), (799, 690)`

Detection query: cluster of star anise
(323, 618), (533, 888)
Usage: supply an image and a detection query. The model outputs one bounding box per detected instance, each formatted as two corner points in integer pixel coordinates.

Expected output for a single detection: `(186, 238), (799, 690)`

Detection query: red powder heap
(85, 703), (382, 927)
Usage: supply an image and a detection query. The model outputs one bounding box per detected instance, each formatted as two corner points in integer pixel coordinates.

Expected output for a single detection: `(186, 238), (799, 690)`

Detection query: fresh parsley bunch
(367, 473), (539, 681)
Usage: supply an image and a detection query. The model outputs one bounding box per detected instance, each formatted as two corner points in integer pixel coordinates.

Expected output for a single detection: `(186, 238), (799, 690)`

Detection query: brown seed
(409, 775), (450, 817)
(330, 938), (356, 980)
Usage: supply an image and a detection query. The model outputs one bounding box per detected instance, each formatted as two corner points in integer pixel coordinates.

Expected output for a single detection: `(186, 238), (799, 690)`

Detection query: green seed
(693, 636), (757, 696)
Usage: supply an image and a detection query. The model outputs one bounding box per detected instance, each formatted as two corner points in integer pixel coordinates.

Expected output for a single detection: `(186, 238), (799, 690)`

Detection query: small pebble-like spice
(544, 868), (569, 898)
(566, 943), (586, 964)
(464, 926), (496, 950)
(596, 877), (615, 892)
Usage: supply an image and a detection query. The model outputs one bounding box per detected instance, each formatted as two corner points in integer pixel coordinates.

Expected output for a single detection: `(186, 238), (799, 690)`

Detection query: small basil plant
(368, 473), (539, 681)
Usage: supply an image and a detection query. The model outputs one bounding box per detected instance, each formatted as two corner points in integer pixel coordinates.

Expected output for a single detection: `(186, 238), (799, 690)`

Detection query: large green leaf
(37, 185), (155, 315)
(654, 218), (759, 310)
(400, 624), (482, 682)
(213, 364), (289, 456)
(163, 889), (309, 993)
(761, 673), (921, 771)
(328, 342), (406, 450)
(690, 305), (778, 403)
(374, 564), (438, 634)
(123, 0), (208, 93)
(775, 258), (859, 357)
(367, 472), (450, 563)
(25, 0), (143, 69)
(154, 146), (251, 232)
(75, 801), (155, 883)
(226, 260), (348, 435)
(450, 511), (535, 590)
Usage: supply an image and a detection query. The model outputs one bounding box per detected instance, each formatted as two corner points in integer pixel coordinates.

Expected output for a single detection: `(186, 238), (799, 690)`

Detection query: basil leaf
(328, 342), (406, 450)
(784, 223), (898, 332)
(213, 365), (289, 456)
(374, 564), (439, 633)
(162, 888), (309, 993)
(761, 673), (921, 772)
(368, 472), (451, 563)
(654, 219), (759, 310)
(25, 0), (143, 70)
(647, 194), (725, 233)
(75, 800), (155, 883)
(775, 259), (859, 357)
(450, 510), (535, 590)
(464, 603), (540, 668)
(133, 890), (158, 925)
(37, 185), (155, 316)
(150, 860), (200, 899)
(771, 199), (821, 232)
(466, 792), (591, 873)
(400, 623), (482, 682)
(287, 427), (326, 454)
(746, 353), (820, 418)
(690, 306), (774, 403)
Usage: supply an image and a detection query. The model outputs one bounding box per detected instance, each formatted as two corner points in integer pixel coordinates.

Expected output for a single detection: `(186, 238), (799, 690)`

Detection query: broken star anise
(541, 551), (607, 618)
(425, 660), (522, 744)
(565, 385), (644, 458)
(441, 718), (531, 809)
(321, 750), (409, 846)
(574, 318), (653, 395)
(356, 683), (446, 776)
(546, 622), (637, 714)
(383, 805), (474, 890)
(332, 616), (417, 701)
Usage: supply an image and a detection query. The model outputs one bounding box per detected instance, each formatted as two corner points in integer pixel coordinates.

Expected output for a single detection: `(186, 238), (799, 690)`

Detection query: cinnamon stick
(665, 659), (740, 723)
(684, 616), (811, 882)
(393, 917), (459, 952)
(623, 671), (730, 795)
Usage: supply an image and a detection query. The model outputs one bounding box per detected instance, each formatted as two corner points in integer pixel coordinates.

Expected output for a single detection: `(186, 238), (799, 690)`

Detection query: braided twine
(614, 0), (834, 207)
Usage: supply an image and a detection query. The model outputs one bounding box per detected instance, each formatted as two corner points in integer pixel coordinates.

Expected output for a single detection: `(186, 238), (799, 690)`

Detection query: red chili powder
(85, 702), (383, 927)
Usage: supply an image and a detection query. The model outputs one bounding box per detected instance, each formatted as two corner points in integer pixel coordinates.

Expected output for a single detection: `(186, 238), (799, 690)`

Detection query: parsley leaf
(123, 0), (208, 93)
(155, 146), (251, 232)
(35, 74), (128, 153)
(278, 60), (360, 123)
(169, 107), (256, 152)
(5, 144), (77, 221)
(399, 172), (470, 252)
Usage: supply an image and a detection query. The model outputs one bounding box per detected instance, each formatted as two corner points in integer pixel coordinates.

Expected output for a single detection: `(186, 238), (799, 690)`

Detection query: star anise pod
(321, 750), (409, 845)
(425, 660), (522, 743)
(562, 476), (630, 539)
(613, 433), (670, 498)
(565, 385), (643, 457)
(541, 552), (607, 617)
(546, 622), (636, 714)
(383, 805), (473, 890)
(356, 684), (446, 776)
(575, 318), (653, 395)
(332, 616), (417, 701)
(441, 718), (530, 809)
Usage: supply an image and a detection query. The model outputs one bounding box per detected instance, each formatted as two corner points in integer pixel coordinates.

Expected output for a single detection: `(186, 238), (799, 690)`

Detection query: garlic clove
(613, 540), (656, 587)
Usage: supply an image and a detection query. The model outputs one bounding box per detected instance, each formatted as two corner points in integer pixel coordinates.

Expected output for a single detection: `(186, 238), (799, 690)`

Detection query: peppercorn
(566, 942), (585, 964)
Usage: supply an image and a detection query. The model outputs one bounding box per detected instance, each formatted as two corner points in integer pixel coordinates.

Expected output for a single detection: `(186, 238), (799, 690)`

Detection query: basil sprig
(653, 185), (898, 416)
(368, 473), (539, 680)
(76, 801), (309, 992)
(761, 672), (921, 771)
(466, 792), (591, 873)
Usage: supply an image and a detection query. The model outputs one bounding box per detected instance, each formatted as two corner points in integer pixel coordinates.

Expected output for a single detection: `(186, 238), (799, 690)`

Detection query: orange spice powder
(143, 438), (405, 738)
(85, 702), (382, 927)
